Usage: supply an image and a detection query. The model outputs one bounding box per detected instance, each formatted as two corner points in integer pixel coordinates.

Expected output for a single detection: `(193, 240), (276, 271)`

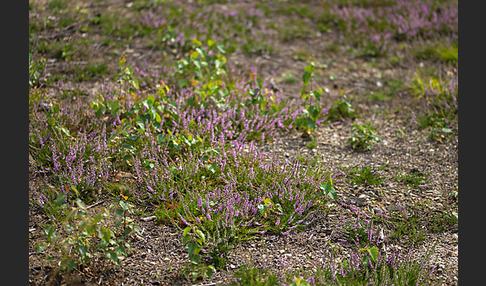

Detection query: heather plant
(394, 167), (429, 188)
(91, 42), (292, 165)
(134, 143), (333, 272)
(408, 69), (458, 141)
(412, 41), (458, 65)
(328, 0), (458, 56)
(230, 244), (435, 286)
(230, 264), (281, 286)
(374, 205), (426, 246)
(339, 208), (384, 248)
(347, 165), (388, 187)
(29, 104), (113, 207)
(136, 2), (269, 56)
(326, 246), (435, 285)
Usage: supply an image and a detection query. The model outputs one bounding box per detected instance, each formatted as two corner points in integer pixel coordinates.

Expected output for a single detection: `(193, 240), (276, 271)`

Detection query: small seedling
(348, 122), (381, 151)
(327, 93), (356, 122)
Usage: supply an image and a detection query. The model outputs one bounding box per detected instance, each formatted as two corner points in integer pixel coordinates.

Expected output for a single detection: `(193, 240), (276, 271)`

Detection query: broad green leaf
(311, 88), (322, 102)
(206, 162), (217, 174)
(59, 127), (71, 137)
(119, 200), (130, 211)
(257, 77), (263, 89)
(195, 229), (205, 242)
(216, 43), (226, 54)
(368, 246), (379, 263)
(195, 48), (205, 57)
(187, 242), (201, 256)
(320, 182), (338, 200)
(36, 243), (48, 254)
(135, 118), (145, 131)
(183, 234), (192, 245)
(75, 245), (89, 262)
(305, 118), (316, 131)
(192, 38), (202, 46)
(207, 265), (215, 279)
(55, 193), (66, 207)
(183, 227), (192, 237)
(131, 79), (139, 90)
(304, 64), (314, 73)
(190, 51), (199, 59)
(154, 112), (162, 123)
(50, 104), (60, 114)
(114, 208), (124, 227)
(302, 71), (311, 86)
(63, 259), (78, 272)
(105, 249), (120, 265)
(116, 244), (127, 256)
(361, 246), (379, 263)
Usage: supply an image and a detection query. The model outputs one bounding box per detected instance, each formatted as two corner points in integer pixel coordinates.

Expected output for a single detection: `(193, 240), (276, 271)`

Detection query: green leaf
(116, 244), (128, 256)
(183, 234), (192, 245)
(99, 227), (114, 243)
(206, 265), (215, 280)
(55, 192), (66, 207)
(114, 208), (124, 227)
(304, 64), (314, 74)
(319, 182), (338, 200)
(216, 43), (226, 54)
(187, 242), (201, 256)
(59, 127), (71, 137)
(36, 243), (48, 254)
(361, 246), (379, 263)
(311, 88), (322, 102)
(75, 245), (89, 262)
(302, 71), (311, 86)
(105, 249), (121, 265)
(368, 246), (379, 263)
(131, 79), (139, 90)
(183, 227), (192, 237)
(119, 200), (130, 211)
(257, 77), (263, 89)
(135, 118), (145, 131)
(442, 127), (452, 133)
(154, 112), (162, 123)
(62, 259), (78, 272)
(71, 186), (79, 198)
(304, 118), (316, 131)
(206, 162), (217, 174)
(50, 104), (60, 114)
(195, 229), (206, 242)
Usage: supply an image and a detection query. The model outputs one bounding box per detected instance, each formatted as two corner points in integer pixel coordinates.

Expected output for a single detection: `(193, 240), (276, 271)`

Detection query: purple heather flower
(281, 230), (291, 236)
